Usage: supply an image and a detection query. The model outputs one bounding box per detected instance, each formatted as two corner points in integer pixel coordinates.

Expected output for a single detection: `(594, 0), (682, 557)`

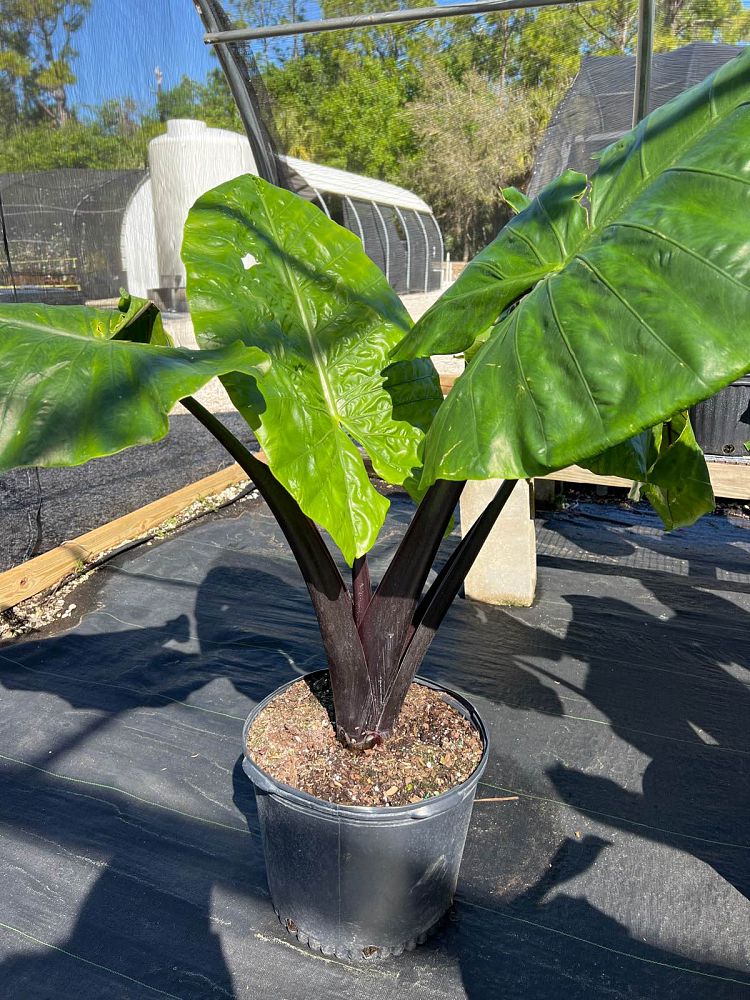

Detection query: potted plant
(1, 51), (748, 961)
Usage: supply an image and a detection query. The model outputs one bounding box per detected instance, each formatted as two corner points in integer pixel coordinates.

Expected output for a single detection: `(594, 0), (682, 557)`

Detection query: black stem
(181, 396), (377, 744)
(352, 554), (372, 629)
(357, 479), (465, 709)
(376, 479), (518, 731)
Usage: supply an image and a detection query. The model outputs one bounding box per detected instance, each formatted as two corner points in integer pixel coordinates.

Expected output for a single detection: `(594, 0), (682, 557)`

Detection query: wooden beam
(539, 466), (633, 490)
(0, 463), (249, 612)
(538, 462), (750, 500)
(439, 373), (455, 395)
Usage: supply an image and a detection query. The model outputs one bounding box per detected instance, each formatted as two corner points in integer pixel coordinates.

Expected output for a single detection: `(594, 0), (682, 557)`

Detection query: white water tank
(148, 119), (257, 288)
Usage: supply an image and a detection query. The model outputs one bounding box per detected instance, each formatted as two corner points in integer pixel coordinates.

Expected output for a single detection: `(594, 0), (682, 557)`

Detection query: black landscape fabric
(0, 497), (748, 998)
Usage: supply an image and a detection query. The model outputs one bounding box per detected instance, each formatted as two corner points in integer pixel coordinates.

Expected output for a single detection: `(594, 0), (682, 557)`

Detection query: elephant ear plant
(1, 52), (749, 751)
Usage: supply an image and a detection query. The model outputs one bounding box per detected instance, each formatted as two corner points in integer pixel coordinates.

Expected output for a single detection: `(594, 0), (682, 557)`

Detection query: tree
(230, 0), (309, 65)
(192, 69), (243, 132)
(403, 62), (549, 258)
(0, 0), (91, 127)
(0, 23), (33, 132)
(95, 97), (140, 138)
(0, 120), (148, 172)
(266, 50), (418, 178)
(654, 0), (750, 48)
(149, 70), (242, 132)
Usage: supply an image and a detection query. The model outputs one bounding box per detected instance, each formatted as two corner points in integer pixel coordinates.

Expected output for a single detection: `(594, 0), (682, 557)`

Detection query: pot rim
(242, 669), (489, 819)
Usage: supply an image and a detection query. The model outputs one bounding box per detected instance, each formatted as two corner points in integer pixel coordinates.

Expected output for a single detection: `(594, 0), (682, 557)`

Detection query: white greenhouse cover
(282, 155), (431, 213)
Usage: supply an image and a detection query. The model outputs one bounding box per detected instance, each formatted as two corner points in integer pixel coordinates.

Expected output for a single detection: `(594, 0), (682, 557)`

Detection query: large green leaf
(0, 296), (269, 470)
(182, 174), (442, 565)
(394, 49), (750, 492)
(637, 416), (715, 530)
(583, 414), (714, 529)
(394, 171), (588, 361)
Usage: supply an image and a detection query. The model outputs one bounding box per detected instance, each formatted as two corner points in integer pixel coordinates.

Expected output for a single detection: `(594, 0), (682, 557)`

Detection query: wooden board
(439, 374), (456, 395)
(0, 463), (249, 612)
(538, 462), (750, 500)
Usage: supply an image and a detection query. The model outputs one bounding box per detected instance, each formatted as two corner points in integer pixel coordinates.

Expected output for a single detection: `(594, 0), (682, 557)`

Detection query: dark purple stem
(352, 554), (372, 629)
(375, 479), (518, 732)
(357, 479), (465, 710)
(181, 396), (377, 745)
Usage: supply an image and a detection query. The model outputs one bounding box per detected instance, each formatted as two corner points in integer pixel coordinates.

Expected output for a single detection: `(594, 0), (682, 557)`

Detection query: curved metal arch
(311, 186), (332, 218)
(413, 211), (430, 293)
(371, 202), (391, 283)
(343, 196), (366, 247)
(393, 206), (411, 292)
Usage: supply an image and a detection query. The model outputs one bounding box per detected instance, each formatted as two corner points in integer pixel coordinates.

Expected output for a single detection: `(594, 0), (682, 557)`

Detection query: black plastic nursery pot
(690, 376), (750, 458)
(242, 671), (489, 961)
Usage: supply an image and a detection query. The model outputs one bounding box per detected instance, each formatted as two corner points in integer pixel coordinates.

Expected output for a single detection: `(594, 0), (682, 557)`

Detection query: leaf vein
(545, 281), (606, 433)
(573, 253), (712, 395)
(509, 305), (549, 465)
(664, 165), (750, 187)
(608, 220), (750, 294)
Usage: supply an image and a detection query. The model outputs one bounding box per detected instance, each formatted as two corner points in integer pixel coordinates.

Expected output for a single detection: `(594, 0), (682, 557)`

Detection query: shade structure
(528, 42), (744, 194)
(0, 132), (444, 306)
(0, 169), (147, 304)
(284, 154), (443, 293)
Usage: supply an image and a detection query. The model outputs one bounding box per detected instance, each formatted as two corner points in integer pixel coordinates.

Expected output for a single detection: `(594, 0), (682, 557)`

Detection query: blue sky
(69, 0), (217, 112)
(66, 0), (438, 111)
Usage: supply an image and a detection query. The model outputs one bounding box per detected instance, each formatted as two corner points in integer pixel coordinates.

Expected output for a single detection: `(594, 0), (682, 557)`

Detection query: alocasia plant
(0, 50), (748, 747)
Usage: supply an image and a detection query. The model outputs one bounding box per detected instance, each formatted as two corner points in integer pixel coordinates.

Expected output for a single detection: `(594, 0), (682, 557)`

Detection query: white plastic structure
(148, 119), (258, 288)
(120, 119), (442, 301)
(120, 176), (159, 300)
(282, 155), (431, 213)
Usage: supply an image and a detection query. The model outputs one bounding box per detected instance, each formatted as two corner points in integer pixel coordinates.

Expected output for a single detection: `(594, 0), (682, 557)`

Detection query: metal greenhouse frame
(198, 0), (656, 128)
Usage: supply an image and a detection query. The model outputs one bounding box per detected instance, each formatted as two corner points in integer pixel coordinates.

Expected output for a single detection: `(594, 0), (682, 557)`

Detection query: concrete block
(460, 479), (537, 607)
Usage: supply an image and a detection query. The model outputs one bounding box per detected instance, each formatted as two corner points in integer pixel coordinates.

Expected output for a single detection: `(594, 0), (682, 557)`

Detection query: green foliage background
(0, 0), (747, 256)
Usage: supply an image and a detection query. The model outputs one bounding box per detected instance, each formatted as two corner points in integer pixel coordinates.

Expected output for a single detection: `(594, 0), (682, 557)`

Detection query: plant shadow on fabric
(531, 509), (750, 900)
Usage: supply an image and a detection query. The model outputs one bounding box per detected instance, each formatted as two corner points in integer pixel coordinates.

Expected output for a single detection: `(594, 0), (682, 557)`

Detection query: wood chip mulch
(246, 674), (484, 808)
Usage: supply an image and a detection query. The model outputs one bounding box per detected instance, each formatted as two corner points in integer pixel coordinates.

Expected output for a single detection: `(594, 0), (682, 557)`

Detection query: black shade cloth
(528, 42), (744, 194)
(0, 169), (147, 304)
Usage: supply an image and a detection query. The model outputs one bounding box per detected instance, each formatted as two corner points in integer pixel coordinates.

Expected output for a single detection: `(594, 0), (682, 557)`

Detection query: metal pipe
(429, 214), (445, 287)
(344, 196), (366, 245)
(414, 211), (431, 293)
(311, 186), (332, 218)
(372, 202), (391, 283)
(394, 206), (411, 291)
(632, 0), (655, 125)
(193, 0), (284, 186)
(204, 0), (601, 44)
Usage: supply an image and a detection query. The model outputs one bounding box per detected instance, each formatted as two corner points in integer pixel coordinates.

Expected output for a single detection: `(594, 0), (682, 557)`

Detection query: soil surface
(246, 674), (484, 807)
